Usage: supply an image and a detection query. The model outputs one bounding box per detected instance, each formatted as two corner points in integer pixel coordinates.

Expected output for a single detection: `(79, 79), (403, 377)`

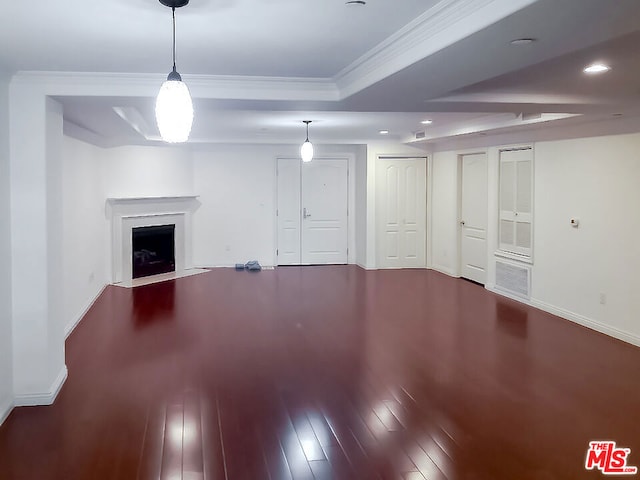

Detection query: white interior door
(460, 152), (488, 284)
(376, 157), (426, 268)
(277, 158), (348, 265)
(301, 159), (348, 264)
(277, 158), (301, 265)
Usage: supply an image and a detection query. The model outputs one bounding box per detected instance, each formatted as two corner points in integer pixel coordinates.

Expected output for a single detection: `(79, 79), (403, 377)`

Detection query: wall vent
(414, 130), (426, 140)
(495, 259), (531, 298)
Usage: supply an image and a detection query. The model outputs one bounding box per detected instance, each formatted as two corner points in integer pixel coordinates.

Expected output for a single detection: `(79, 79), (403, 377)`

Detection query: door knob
(460, 220), (465, 226)
(303, 208), (311, 219)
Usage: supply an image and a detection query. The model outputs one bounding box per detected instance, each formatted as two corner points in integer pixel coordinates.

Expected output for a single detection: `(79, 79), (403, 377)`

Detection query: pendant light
(301, 120), (314, 163)
(155, 0), (193, 143)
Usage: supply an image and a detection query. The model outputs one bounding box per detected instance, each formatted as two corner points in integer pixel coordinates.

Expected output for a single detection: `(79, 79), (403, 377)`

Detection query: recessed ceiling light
(379, 130), (389, 135)
(421, 120), (433, 125)
(584, 63), (610, 74)
(345, 0), (366, 5)
(510, 38), (536, 46)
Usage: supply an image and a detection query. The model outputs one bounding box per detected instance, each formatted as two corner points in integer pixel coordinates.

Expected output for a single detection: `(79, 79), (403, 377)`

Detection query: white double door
(460, 152), (488, 284)
(277, 158), (349, 265)
(376, 157), (427, 268)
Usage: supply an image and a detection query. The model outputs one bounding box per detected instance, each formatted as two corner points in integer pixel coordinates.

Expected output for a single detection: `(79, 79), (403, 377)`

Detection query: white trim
(529, 299), (640, 348)
(486, 285), (640, 348)
(356, 262), (377, 270)
(494, 249), (534, 265)
(13, 71), (339, 102)
(335, 0), (538, 97)
(426, 155), (434, 269)
(14, 366), (68, 407)
(65, 284), (107, 339)
(0, 397), (14, 426)
(431, 264), (459, 277)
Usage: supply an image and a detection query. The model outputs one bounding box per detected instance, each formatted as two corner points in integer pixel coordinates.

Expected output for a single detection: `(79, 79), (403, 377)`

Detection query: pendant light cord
(172, 7), (177, 72)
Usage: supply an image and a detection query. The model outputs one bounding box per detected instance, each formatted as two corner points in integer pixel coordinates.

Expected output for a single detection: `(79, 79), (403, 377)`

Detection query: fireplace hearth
(132, 224), (175, 279)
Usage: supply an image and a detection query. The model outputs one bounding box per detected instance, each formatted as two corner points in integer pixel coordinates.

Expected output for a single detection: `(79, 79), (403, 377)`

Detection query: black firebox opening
(132, 224), (176, 279)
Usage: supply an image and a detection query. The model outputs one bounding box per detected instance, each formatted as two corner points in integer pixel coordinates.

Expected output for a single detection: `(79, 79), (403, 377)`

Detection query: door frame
(456, 149), (489, 279)
(274, 155), (356, 266)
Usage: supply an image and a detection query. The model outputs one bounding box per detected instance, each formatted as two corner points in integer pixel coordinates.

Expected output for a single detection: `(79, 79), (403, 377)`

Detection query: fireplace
(107, 196), (198, 284)
(132, 224), (176, 279)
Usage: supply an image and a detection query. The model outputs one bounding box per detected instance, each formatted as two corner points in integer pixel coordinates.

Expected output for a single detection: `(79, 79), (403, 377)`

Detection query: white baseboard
(14, 366), (68, 407)
(486, 285), (640, 348)
(530, 299), (640, 348)
(356, 262), (377, 270)
(65, 284), (107, 339)
(0, 396), (13, 426)
(431, 264), (459, 277)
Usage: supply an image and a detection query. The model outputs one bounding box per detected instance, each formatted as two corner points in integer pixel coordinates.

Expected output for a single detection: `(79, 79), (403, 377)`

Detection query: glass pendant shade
(156, 2), (193, 143)
(301, 139), (314, 162)
(155, 77), (193, 143)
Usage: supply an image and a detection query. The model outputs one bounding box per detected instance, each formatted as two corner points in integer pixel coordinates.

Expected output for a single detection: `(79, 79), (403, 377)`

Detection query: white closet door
(376, 157), (427, 268)
(276, 158), (301, 265)
(301, 159), (348, 264)
(460, 153), (488, 284)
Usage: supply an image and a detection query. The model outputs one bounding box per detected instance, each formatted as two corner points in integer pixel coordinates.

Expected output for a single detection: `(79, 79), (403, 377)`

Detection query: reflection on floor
(0, 266), (638, 479)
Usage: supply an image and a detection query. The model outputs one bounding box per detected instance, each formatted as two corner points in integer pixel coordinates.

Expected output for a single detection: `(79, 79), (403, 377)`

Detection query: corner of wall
(0, 70), (14, 425)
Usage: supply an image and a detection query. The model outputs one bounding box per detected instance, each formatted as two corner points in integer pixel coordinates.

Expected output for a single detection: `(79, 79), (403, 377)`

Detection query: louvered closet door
(499, 148), (533, 257)
(376, 157), (427, 268)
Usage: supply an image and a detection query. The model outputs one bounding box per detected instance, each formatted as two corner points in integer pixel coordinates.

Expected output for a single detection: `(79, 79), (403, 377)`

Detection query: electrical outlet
(599, 293), (607, 305)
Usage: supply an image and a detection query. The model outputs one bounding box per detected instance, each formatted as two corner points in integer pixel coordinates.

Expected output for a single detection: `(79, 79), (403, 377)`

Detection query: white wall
(0, 72), (13, 422)
(9, 81), (67, 405)
(530, 133), (640, 342)
(62, 136), (109, 337)
(192, 144), (365, 268)
(101, 144), (193, 198)
(430, 132), (640, 345)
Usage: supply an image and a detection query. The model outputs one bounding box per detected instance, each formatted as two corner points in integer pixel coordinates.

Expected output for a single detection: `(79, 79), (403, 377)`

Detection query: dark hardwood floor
(0, 266), (638, 479)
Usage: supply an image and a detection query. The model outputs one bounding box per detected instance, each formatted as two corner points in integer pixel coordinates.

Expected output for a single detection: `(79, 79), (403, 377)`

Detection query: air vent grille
(414, 130), (426, 140)
(495, 260), (530, 298)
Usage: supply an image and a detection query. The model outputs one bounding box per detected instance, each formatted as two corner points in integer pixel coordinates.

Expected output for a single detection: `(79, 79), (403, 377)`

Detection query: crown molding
(12, 71), (340, 101)
(334, 0), (539, 99)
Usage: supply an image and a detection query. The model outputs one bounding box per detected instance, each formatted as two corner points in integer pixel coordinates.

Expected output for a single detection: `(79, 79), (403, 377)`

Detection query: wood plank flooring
(0, 266), (638, 479)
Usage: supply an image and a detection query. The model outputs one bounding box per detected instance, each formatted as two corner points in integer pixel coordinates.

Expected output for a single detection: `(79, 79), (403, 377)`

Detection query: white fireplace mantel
(106, 196), (199, 284)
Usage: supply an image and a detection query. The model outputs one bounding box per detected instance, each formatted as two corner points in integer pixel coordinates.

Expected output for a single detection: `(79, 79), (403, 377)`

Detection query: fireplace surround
(106, 196), (199, 284)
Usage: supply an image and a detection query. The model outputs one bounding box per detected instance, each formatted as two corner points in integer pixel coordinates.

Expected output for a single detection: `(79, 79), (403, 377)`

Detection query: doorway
(277, 158), (349, 265)
(459, 152), (488, 284)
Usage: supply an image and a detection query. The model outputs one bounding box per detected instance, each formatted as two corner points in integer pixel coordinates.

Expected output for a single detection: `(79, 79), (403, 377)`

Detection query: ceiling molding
(12, 71), (340, 101)
(185, 75), (339, 101)
(334, 0), (539, 99)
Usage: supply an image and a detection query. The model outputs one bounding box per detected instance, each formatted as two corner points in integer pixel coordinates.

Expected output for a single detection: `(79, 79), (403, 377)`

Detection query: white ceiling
(7, 0), (640, 148)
